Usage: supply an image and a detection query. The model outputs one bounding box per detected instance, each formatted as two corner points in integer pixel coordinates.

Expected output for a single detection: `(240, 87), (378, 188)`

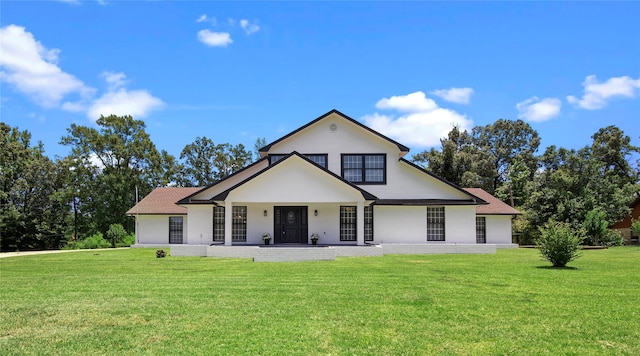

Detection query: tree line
(1, 115), (638, 251)
(413, 119), (639, 244)
(1, 116), (256, 251)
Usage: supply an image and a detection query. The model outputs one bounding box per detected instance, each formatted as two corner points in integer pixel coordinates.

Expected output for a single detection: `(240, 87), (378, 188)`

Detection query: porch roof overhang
(180, 151), (377, 205)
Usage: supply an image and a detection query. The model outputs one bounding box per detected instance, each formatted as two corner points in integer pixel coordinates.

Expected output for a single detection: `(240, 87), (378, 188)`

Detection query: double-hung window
(169, 217), (184, 244)
(341, 154), (386, 184)
(426, 207), (445, 241)
(340, 206), (357, 241)
(476, 217), (486, 244)
(213, 206), (225, 242)
(232, 206), (247, 242)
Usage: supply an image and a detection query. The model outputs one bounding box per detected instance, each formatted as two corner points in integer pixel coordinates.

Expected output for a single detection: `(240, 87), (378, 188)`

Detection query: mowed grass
(1, 248), (639, 355)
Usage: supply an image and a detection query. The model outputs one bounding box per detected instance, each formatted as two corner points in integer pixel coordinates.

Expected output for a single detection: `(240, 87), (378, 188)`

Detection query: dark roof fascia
(126, 212), (188, 216)
(630, 195), (640, 208)
(177, 156), (269, 205)
(374, 199), (479, 206)
(477, 212), (522, 216)
(399, 158), (488, 205)
(212, 151), (378, 201)
(258, 109), (410, 154)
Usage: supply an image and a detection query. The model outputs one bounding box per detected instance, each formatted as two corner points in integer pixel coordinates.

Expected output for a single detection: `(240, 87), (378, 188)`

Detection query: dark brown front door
(274, 206), (308, 244)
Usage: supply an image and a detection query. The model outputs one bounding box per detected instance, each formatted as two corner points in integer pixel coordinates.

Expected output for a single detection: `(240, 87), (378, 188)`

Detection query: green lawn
(1, 248), (639, 355)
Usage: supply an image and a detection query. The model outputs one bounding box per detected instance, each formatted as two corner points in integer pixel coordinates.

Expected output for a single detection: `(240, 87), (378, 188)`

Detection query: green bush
(106, 223), (127, 247)
(536, 221), (583, 267)
(115, 234), (136, 247)
(599, 229), (623, 247)
(583, 208), (608, 246)
(64, 233), (111, 250)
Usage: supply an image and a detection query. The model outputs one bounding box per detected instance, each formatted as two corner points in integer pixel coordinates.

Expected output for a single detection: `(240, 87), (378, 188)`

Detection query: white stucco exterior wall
(445, 206), (476, 243)
(136, 215), (188, 244)
(373, 206), (427, 243)
(484, 215), (514, 244)
(186, 205), (213, 245)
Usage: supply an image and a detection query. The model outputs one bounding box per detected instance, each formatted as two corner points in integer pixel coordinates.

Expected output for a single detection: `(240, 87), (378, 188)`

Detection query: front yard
(1, 247), (638, 354)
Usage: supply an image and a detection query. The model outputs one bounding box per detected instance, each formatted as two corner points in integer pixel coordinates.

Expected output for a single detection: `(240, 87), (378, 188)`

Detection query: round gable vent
(329, 123), (337, 132)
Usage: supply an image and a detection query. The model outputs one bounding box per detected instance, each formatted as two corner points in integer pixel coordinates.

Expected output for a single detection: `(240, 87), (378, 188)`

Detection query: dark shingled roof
(126, 187), (202, 215)
(463, 188), (522, 215)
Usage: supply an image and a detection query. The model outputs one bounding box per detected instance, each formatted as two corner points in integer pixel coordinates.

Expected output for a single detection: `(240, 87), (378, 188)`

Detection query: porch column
(357, 201), (365, 246)
(224, 200), (233, 246)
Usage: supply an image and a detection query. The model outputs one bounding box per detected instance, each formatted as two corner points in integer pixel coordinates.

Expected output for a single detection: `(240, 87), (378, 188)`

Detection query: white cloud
(567, 75), (640, 110)
(363, 91), (473, 148)
(0, 24), (94, 107)
(197, 29), (233, 47)
(87, 88), (163, 121)
(196, 14), (208, 23)
(431, 87), (474, 104)
(82, 71), (163, 120)
(375, 91), (438, 113)
(516, 97), (562, 122)
(240, 19), (260, 35)
(101, 71), (127, 91)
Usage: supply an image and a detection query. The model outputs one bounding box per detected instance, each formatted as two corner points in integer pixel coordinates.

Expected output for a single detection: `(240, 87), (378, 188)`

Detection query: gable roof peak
(258, 109), (410, 156)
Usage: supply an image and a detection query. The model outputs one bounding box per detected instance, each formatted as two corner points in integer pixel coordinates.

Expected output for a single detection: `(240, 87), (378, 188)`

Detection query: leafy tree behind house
(177, 136), (252, 187)
(60, 115), (174, 234)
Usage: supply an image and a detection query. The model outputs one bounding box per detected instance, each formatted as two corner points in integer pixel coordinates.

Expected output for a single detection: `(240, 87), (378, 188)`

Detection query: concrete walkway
(0, 248), (129, 259)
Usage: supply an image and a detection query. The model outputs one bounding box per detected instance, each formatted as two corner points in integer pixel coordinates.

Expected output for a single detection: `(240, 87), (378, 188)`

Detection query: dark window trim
(303, 153), (328, 169)
(213, 206), (225, 242)
(269, 153), (328, 169)
(341, 153), (387, 185)
(340, 205), (357, 241)
(426, 206), (445, 241)
(476, 216), (486, 244)
(364, 205), (374, 242)
(232, 206), (247, 242)
(169, 216), (184, 244)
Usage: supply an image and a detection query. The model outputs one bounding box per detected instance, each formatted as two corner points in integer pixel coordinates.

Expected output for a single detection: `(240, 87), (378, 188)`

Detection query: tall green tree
(60, 115), (174, 234)
(177, 137), (252, 187)
(1, 123), (69, 251)
(471, 119), (540, 192)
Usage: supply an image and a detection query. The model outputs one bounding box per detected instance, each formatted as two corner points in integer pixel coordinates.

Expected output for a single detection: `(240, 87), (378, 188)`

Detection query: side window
(169, 216), (183, 244)
(426, 207), (445, 241)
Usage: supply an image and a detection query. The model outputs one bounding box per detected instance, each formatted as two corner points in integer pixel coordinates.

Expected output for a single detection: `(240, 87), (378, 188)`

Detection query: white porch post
(224, 200), (233, 246)
(357, 201), (365, 246)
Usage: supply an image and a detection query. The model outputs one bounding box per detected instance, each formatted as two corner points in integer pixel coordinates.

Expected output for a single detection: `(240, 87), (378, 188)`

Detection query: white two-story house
(127, 110), (520, 257)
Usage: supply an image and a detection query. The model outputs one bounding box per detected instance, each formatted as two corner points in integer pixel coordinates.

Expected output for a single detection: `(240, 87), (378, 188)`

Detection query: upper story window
(305, 154), (327, 168)
(341, 154), (386, 184)
(269, 154), (327, 169)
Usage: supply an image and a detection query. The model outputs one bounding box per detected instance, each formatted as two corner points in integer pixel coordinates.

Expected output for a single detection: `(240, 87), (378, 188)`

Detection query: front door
(274, 206), (308, 244)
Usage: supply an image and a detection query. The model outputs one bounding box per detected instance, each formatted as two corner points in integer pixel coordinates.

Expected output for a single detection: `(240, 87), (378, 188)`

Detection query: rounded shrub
(536, 221), (583, 267)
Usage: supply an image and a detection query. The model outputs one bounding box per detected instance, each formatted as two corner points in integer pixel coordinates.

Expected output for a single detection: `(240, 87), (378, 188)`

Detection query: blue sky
(2, 1), (639, 161)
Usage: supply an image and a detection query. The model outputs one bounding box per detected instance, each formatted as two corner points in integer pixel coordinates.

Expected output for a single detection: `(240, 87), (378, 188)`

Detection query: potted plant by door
(262, 233), (271, 245)
(310, 233), (319, 245)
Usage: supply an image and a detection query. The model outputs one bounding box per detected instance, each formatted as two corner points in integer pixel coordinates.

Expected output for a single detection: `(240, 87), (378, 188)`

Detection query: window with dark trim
(341, 154), (386, 184)
(169, 217), (183, 244)
(269, 153), (328, 169)
(305, 154), (328, 168)
(269, 154), (287, 165)
(340, 206), (357, 241)
(232, 206), (247, 242)
(213, 206), (225, 242)
(364, 206), (374, 241)
(476, 217), (486, 244)
(426, 207), (445, 241)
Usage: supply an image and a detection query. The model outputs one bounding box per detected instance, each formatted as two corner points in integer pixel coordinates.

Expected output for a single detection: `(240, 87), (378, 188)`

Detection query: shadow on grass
(535, 265), (579, 270)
